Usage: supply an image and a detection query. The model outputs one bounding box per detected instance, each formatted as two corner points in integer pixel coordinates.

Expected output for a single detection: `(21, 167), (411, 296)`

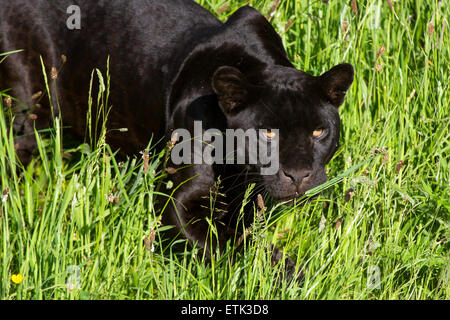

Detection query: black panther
(0, 0), (353, 279)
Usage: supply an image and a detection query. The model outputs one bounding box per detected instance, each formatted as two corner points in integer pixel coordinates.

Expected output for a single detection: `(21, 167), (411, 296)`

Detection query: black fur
(0, 0), (353, 279)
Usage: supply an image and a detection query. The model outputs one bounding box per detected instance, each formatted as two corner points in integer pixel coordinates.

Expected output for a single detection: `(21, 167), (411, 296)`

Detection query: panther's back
(0, 0), (221, 160)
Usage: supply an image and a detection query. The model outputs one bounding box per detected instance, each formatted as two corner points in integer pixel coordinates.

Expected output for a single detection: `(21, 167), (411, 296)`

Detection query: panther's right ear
(212, 66), (248, 114)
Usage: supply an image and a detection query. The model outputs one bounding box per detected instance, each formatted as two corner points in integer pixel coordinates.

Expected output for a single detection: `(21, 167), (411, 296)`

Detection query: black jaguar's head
(212, 63), (354, 201)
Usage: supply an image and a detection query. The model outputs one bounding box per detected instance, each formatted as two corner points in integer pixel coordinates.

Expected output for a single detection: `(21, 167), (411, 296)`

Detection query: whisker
(222, 177), (262, 194)
(226, 184), (266, 223)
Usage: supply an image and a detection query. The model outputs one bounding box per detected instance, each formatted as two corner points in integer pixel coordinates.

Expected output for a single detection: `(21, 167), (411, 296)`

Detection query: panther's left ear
(320, 63), (354, 107)
(212, 66), (248, 113)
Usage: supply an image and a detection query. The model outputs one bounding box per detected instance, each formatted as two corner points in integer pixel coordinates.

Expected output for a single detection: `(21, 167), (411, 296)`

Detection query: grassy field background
(0, 0), (449, 299)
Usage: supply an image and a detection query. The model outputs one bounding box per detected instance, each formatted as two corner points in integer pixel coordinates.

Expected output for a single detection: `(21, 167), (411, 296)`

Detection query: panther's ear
(320, 63), (354, 107)
(212, 66), (248, 113)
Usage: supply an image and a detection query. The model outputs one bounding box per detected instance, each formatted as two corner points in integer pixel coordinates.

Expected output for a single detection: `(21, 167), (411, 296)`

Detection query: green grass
(0, 0), (449, 300)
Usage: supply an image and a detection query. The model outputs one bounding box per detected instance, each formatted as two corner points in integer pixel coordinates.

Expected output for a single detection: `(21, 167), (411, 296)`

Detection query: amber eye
(265, 129), (276, 140)
(312, 128), (324, 138)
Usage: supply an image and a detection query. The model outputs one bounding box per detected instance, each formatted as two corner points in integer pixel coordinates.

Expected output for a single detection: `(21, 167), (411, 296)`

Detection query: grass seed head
(165, 167), (177, 174)
(51, 67), (58, 80)
(284, 20), (293, 32)
(237, 228), (250, 247)
(144, 236), (151, 251)
(168, 132), (179, 149)
(265, 0), (280, 20)
(427, 23), (434, 35)
(257, 194), (266, 211)
(351, 0), (358, 14)
(3, 187), (10, 196)
(31, 91), (42, 100)
(141, 150), (150, 173)
(407, 89), (416, 104)
(106, 193), (115, 203)
(4, 96), (12, 108)
(149, 230), (156, 243)
(386, 0), (394, 10)
(395, 160), (405, 173)
(345, 188), (355, 203)
(342, 21), (349, 34)
(217, 3), (228, 15)
(373, 147), (387, 154)
(376, 45), (386, 60)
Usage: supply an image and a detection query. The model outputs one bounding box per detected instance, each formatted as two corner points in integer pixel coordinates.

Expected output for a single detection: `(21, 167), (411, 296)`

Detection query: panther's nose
(281, 169), (312, 186)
